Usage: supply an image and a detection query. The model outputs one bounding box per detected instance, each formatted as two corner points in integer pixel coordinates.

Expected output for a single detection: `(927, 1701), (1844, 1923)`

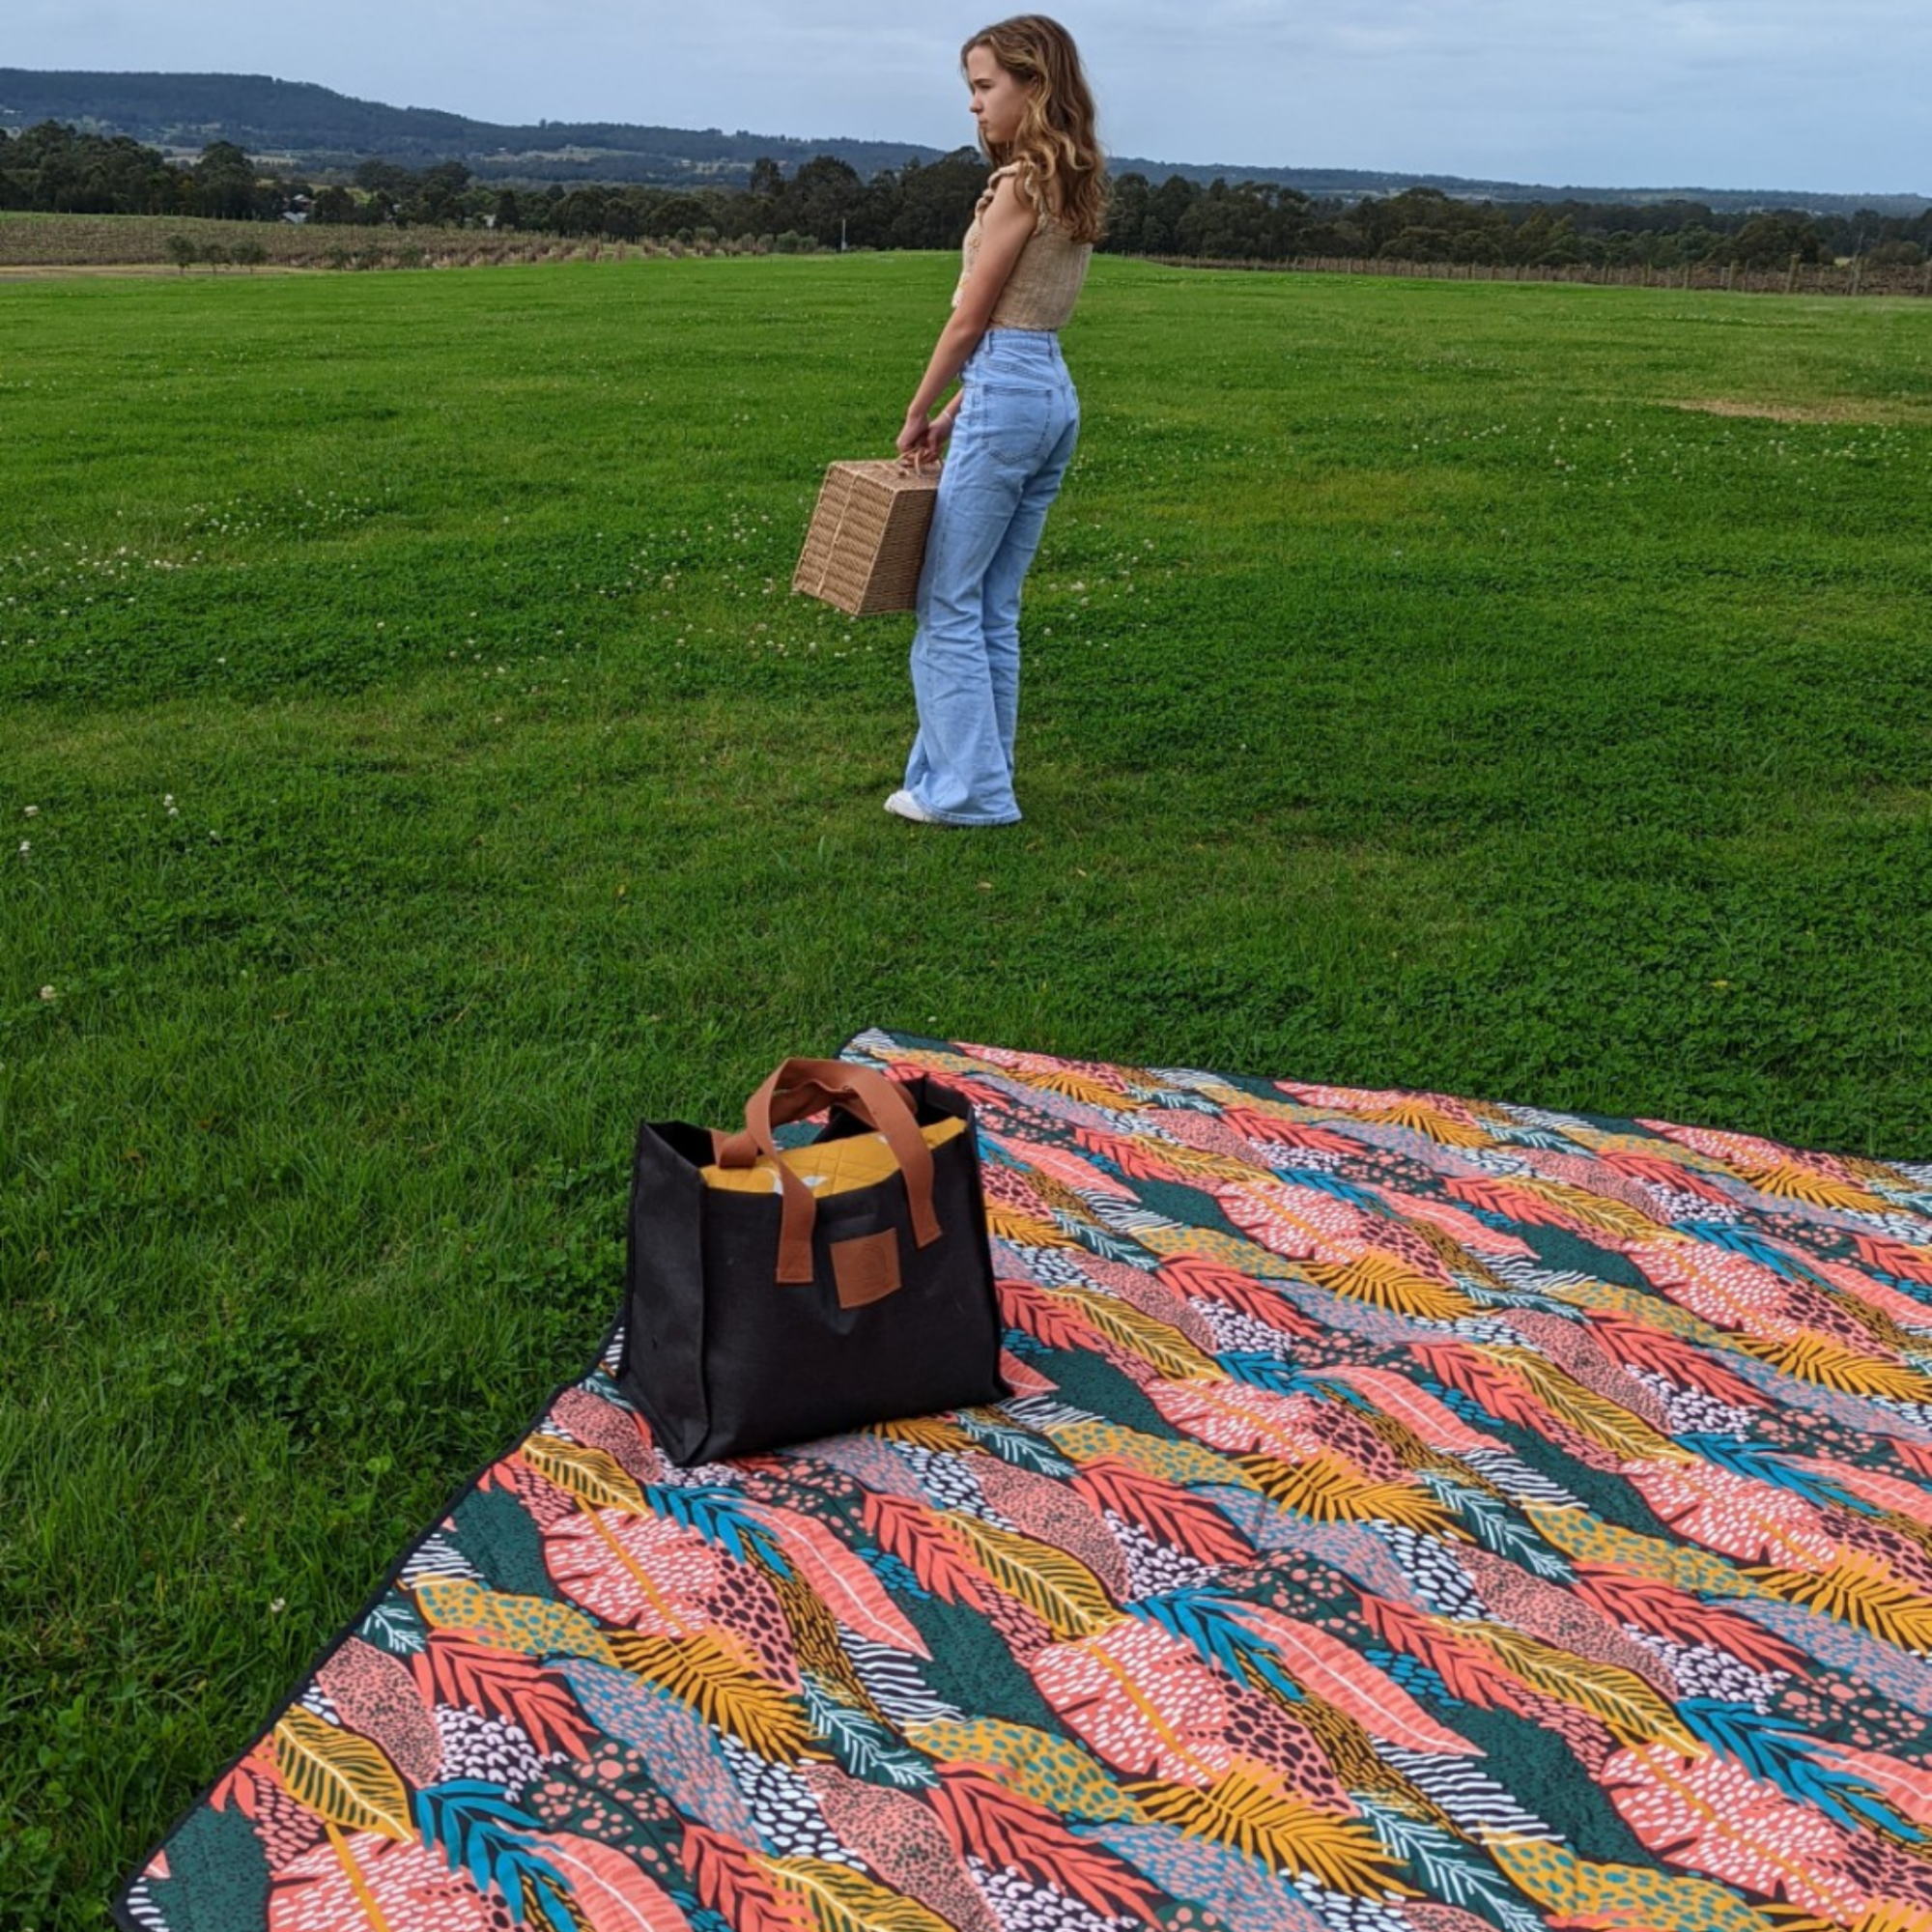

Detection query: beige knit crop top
(952, 163), (1093, 333)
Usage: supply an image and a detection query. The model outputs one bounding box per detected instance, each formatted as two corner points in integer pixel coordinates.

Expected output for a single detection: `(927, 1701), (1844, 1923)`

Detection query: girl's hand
(900, 406), (956, 464)
(896, 410), (931, 460)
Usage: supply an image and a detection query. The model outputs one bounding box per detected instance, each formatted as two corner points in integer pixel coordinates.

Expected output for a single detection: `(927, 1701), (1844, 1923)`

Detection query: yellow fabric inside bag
(699, 1116), (965, 1198)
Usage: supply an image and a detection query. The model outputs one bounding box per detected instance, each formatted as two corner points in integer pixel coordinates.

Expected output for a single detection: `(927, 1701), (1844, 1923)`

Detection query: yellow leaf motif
(770, 1568), (890, 1724)
(609, 1631), (814, 1760)
(1014, 1068), (1132, 1107)
(1826, 1285), (1913, 1353)
(941, 1513), (1122, 1640)
(758, 1856), (957, 1932)
(1302, 1251), (1477, 1322)
(1735, 1332), (1932, 1405)
(1125, 1138), (1259, 1183)
(1508, 1176), (1667, 1239)
(1360, 1100), (1496, 1150)
(1238, 1453), (1465, 1538)
(1464, 1622), (1704, 1754)
(1533, 1271), (1731, 1350)
(1748, 1552), (1932, 1653)
(1486, 1834), (1786, 1932)
(1056, 1284), (1226, 1382)
(1131, 1222), (1305, 1282)
(1192, 1079), (1329, 1125)
(520, 1435), (650, 1514)
(272, 1709), (413, 1841)
(1406, 1214), (1513, 1293)
(1522, 1505), (1769, 1599)
(1130, 1761), (1415, 1895)
(1045, 1415), (1255, 1491)
(1736, 1161), (1891, 1214)
(864, 1415), (983, 1453)
(1491, 1348), (1686, 1463)
(1849, 1906), (1932, 1932)
(984, 1205), (1081, 1248)
(413, 1577), (617, 1664)
(904, 1717), (1147, 1822)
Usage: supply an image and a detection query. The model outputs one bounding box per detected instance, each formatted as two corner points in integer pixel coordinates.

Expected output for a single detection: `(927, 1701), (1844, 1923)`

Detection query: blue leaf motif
(548, 1659), (772, 1848)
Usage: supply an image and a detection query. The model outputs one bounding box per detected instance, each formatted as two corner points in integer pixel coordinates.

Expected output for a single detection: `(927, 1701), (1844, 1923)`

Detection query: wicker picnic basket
(792, 459), (941, 616)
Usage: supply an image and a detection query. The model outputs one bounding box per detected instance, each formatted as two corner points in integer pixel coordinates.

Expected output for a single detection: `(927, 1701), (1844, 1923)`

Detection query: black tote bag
(618, 1058), (1008, 1464)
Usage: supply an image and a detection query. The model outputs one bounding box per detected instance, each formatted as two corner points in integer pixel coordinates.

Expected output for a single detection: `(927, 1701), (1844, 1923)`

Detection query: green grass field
(2, 253), (1930, 1927)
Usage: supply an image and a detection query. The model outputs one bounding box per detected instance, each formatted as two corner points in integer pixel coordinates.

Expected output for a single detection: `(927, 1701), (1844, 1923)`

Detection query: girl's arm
(896, 174), (1040, 458)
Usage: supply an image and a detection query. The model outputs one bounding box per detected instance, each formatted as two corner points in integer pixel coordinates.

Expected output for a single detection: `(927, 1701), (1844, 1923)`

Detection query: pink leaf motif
(1790, 1452), (1932, 1521)
(1070, 1459), (1254, 1566)
(993, 1134), (1136, 1199)
(930, 1767), (1162, 1922)
(1821, 1744), (1932, 1830)
(553, 1387), (664, 1483)
(1234, 1604), (1480, 1754)
(1147, 1378), (1326, 1461)
(1316, 1367), (1507, 1455)
(1030, 1616), (1234, 1784)
(1623, 1458), (1840, 1566)
(318, 1637), (443, 1786)
(1602, 1746), (1865, 1924)
(862, 1493), (988, 1607)
(529, 1832), (694, 1932)
(1376, 1187), (1538, 1259)
(1569, 1567), (1805, 1677)
(412, 1636), (597, 1759)
(1811, 1255), (1932, 1330)
(1213, 1106), (1361, 1156)
(1211, 1177), (1367, 1263)
(1411, 1343), (1557, 1435)
(749, 1502), (930, 1656)
(680, 1824), (806, 1932)
(543, 1506), (726, 1634)
(1156, 1256), (1321, 1339)
(210, 1756), (270, 1821)
(1583, 1313), (1767, 1407)
(1595, 1146), (1735, 1205)
(1852, 1231), (1932, 1286)
(999, 1349), (1059, 1395)
(269, 1832), (503, 1932)
(1624, 1240), (1801, 1336)
(1000, 1278), (1101, 1353)
(1357, 1595), (1543, 1719)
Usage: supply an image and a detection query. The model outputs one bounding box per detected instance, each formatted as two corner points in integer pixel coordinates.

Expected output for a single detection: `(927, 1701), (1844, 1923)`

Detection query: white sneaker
(884, 789), (940, 824)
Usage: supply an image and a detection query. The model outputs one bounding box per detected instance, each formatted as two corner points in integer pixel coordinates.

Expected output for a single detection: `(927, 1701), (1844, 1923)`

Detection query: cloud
(4, 0), (1926, 193)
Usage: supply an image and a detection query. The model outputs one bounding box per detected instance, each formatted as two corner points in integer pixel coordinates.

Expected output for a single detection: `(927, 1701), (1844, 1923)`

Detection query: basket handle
(715, 1060), (940, 1284)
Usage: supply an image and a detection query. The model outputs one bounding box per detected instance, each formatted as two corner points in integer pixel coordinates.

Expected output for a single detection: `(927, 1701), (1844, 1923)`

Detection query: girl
(886, 15), (1107, 827)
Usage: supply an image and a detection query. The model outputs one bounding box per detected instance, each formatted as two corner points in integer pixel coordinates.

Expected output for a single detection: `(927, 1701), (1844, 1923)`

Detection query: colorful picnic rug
(118, 1031), (1932, 1932)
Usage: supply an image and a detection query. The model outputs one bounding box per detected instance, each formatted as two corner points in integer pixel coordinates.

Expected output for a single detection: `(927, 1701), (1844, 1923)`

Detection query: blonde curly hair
(962, 15), (1108, 244)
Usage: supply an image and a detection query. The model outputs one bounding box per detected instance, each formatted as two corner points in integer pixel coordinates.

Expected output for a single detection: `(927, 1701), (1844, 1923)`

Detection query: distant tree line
(1112, 179), (1932, 270)
(5, 121), (1927, 269)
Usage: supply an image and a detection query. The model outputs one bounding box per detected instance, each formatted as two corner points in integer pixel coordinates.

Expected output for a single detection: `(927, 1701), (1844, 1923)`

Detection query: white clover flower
(40, 985), (56, 1001)
(17, 840), (29, 855)
(22, 805), (37, 817)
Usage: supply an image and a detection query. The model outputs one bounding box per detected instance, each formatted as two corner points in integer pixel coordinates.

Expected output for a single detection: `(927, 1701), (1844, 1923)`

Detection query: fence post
(1850, 255), (1862, 296)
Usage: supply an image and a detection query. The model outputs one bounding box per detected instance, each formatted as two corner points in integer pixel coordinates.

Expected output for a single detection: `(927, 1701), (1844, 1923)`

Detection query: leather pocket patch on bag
(831, 1229), (901, 1309)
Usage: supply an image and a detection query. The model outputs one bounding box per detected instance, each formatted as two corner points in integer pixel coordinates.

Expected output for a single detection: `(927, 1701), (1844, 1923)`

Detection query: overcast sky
(8, 1), (1928, 196)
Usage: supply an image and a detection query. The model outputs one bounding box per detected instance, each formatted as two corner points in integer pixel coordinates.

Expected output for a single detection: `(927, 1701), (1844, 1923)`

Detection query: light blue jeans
(901, 329), (1080, 825)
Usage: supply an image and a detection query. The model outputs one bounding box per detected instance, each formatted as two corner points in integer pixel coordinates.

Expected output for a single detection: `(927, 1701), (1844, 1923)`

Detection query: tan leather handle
(718, 1060), (940, 1284)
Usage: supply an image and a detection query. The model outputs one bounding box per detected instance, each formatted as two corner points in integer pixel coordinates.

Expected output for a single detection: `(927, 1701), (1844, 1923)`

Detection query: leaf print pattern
(120, 1033), (1932, 1932)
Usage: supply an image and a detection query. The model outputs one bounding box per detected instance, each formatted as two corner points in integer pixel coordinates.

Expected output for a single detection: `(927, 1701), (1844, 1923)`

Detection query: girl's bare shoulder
(980, 161), (1049, 228)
